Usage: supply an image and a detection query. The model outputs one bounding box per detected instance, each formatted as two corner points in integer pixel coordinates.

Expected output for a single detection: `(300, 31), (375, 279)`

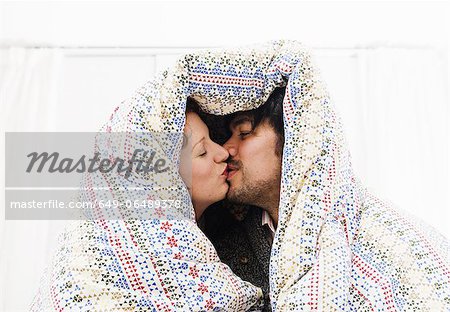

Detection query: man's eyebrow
(229, 115), (252, 130)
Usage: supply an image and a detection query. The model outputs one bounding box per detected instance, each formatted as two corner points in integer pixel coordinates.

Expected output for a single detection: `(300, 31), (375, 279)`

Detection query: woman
(179, 101), (230, 221)
(30, 94), (263, 310)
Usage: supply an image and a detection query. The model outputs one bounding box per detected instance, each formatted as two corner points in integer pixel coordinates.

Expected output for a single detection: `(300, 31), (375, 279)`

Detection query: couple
(180, 87), (285, 310)
(32, 41), (449, 311)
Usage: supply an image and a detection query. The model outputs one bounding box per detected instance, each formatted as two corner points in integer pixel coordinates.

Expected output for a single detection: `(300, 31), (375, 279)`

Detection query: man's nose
(223, 138), (238, 157)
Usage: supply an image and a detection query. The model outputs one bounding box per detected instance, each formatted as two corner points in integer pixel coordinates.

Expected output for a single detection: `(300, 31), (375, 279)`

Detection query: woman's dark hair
(185, 97), (202, 114)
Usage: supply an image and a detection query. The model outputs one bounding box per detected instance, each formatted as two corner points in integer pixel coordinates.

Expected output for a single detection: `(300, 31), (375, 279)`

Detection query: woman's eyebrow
(193, 137), (205, 149)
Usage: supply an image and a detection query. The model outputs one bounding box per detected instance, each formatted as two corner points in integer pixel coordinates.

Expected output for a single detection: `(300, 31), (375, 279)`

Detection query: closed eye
(239, 131), (252, 138)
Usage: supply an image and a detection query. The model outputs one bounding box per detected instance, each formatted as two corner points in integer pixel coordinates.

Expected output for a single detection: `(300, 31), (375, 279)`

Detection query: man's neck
(255, 185), (280, 227)
(257, 195), (279, 227)
(265, 205), (278, 227)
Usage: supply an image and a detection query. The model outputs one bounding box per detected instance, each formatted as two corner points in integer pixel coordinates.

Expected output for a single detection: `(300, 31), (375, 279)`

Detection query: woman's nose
(214, 144), (229, 163)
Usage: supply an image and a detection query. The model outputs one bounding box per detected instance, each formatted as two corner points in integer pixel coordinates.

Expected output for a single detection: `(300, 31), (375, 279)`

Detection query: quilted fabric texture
(31, 40), (449, 311)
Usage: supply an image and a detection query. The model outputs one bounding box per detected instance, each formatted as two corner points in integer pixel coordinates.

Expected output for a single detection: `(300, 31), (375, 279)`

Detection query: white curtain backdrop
(353, 48), (448, 235)
(0, 45), (448, 311)
(0, 47), (66, 311)
(0, 47), (62, 130)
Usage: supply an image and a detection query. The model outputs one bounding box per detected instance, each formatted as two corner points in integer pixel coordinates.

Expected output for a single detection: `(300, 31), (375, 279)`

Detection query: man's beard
(226, 165), (280, 207)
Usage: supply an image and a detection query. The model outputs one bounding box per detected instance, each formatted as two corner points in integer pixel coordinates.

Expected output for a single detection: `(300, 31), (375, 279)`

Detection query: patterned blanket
(31, 41), (449, 311)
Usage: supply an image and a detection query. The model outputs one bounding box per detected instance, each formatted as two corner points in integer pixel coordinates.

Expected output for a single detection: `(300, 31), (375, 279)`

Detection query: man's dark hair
(226, 87), (286, 156)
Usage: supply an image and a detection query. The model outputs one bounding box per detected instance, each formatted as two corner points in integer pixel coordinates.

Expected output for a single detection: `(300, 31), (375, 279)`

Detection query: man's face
(223, 115), (282, 207)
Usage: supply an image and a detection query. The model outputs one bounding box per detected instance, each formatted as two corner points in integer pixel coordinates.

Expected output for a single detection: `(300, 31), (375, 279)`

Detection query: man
(224, 86), (285, 228)
(202, 87), (286, 311)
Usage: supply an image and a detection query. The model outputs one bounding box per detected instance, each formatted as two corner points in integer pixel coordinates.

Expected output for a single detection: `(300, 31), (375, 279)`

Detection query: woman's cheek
(192, 159), (212, 186)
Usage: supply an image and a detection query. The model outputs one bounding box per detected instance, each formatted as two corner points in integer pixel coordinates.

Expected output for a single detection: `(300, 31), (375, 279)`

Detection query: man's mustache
(226, 159), (242, 170)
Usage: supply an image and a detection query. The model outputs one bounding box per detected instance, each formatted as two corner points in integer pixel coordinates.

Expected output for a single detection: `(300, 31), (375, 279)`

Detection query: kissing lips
(226, 164), (239, 181)
(221, 165), (229, 177)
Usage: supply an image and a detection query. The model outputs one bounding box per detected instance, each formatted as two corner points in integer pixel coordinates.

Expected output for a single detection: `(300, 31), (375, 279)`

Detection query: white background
(0, 1), (449, 311)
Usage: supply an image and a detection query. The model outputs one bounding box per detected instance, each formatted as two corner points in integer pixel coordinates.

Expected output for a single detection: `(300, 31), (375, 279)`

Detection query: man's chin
(225, 187), (236, 202)
(225, 187), (243, 205)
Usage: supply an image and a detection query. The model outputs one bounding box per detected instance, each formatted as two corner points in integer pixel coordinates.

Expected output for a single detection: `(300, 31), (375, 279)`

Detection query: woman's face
(179, 112), (229, 220)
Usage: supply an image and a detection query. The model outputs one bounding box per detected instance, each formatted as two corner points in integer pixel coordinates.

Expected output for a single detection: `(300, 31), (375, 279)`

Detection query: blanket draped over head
(31, 41), (449, 311)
